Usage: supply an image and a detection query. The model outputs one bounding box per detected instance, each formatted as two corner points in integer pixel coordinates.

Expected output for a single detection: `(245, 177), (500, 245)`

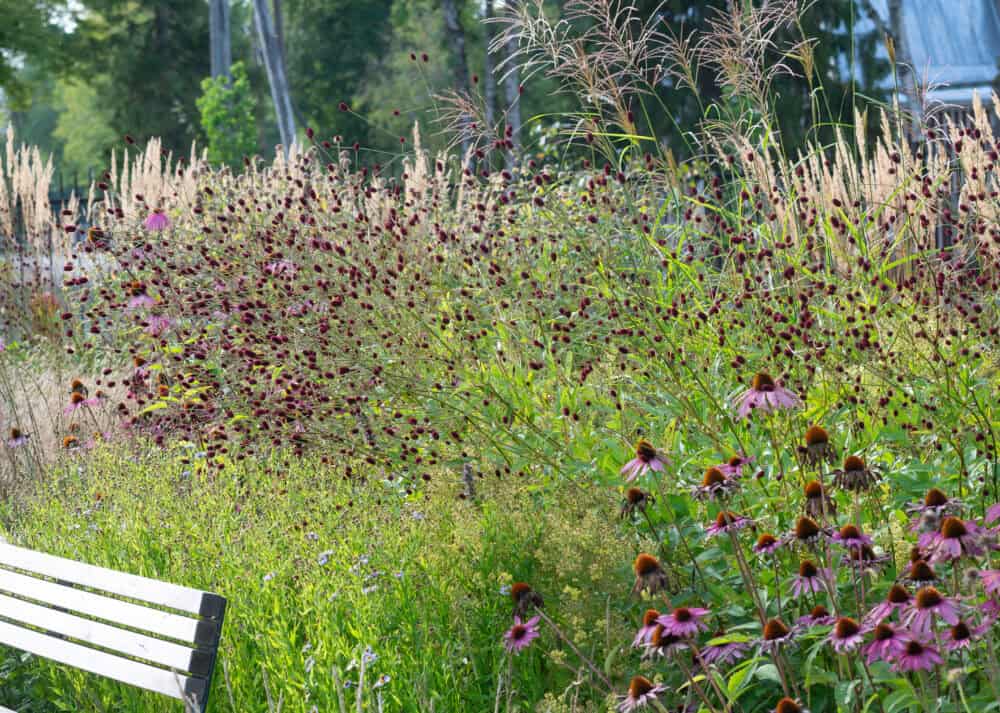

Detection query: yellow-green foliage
(2, 445), (636, 712)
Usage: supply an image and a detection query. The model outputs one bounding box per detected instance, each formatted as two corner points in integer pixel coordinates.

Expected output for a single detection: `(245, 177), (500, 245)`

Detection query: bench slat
(0, 568), (201, 644)
(0, 620), (205, 703)
(0, 543), (218, 617)
(0, 592), (206, 675)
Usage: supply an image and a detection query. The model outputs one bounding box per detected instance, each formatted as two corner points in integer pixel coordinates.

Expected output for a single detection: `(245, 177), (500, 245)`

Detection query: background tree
(70, 0), (211, 155)
(0, 0), (69, 107)
(197, 61), (257, 168)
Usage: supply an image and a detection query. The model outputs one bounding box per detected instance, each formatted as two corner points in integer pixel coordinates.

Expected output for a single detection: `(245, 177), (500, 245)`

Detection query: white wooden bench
(0, 542), (226, 712)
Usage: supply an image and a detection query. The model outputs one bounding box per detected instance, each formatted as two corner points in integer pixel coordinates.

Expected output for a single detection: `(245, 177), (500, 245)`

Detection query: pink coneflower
(830, 455), (880, 492)
(145, 315), (173, 337)
(789, 516), (825, 547)
(797, 605), (835, 628)
(799, 425), (837, 467)
(264, 259), (299, 277)
(862, 623), (908, 665)
(503, 615), (540, 653)
(620, 439), (668, 483)
(907, 488), (963, 533)
(620, 488), (654, 519)
(774, 699), (810, 713)
(947, 621), (976, 652)
(619, 675), (667, 712)
(980, 570), (1000, 595)
(734, 372), (801, 419)
(803, 480), (836, 520)
(919, 517), (984, 563)
(705, 510), (752, 538)
(791, 561), (829, 598)
(843, 545), (890, 573)
(987, 503), (1000, 525)
(643, 624), (688, 659)
(64, 391), (100, 415)
(753, 532), (784, 557)
(831, 524), (873, 550)
(632, 554), (670, 595)
(657, 607), (710, 638)
(510, 582), (543, 617)
(759, 618), (797, 652)
(143, 211), (170, 231)
(6, 427), (29, 448)
(892, 639), (942, 672)
(700, 630), (750, 666)
(692, 466), (739, 500)
(717, 454), (754, 478)
(829, 617), (864, 653)
(632, 609), (661, 648)
(905, 586), (960, 638)
(904, 559), (938, 587)
(866, 585), (912, 625)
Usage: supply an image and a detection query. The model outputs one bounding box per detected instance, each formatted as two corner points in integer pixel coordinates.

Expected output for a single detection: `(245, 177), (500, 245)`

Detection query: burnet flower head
(733, 372), (801, 419)
(621, 439), (669, 483)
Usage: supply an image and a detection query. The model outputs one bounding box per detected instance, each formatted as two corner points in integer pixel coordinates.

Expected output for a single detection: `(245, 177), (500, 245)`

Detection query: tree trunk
(483, 0), (497, 130)
(502, 0), (522, 168)
(209, 0), (232, 80)
(441, 0), (472, 161)
(252, 0), (296, 153)
(272, 0), (286, 66)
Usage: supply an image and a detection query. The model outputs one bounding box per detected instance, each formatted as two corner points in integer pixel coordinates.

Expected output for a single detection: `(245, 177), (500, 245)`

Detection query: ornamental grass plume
(733, 372), (801, 419)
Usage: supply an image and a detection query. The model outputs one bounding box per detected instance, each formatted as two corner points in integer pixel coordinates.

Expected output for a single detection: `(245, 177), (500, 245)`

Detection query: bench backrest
(0, 542), (225, 712)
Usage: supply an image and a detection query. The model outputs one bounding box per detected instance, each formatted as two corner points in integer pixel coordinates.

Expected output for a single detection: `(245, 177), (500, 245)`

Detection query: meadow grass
(1, 446), (632, 712)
